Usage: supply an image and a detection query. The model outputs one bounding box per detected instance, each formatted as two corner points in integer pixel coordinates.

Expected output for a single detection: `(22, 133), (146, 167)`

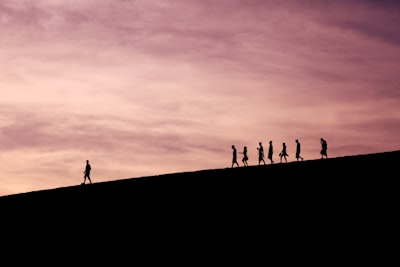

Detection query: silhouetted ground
(1, 151), (398, 262)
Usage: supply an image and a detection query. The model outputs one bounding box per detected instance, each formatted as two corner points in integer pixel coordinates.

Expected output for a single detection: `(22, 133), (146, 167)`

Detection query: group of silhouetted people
(81, 138), (329, 184)
(231, 138), (328, 167)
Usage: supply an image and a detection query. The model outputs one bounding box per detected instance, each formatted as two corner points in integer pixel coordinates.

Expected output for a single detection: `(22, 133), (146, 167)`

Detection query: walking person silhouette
(279, 142), (289, 163)
(268, 140), (274, 164)
(231, 145), (239, 168)
(320, 138), (328, 159)
(257, 142), (266, 165)
(239, 146), (249, 167)
(82, 159), (92, 185)
(295, 139), (304, 161)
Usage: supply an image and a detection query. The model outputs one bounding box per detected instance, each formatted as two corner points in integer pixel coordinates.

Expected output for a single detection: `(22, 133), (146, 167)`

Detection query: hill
(1, 151), (398, 261)
(1, 150), (398, 208)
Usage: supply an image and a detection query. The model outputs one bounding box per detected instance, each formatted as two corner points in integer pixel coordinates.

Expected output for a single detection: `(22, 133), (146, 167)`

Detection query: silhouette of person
(295, 139), (304, 161)
(82, 160), (92, 184)
(279, 142), (289, 163)
(257, 142), (266, 165)
(231, 145), (239, 168)
(239, 146), (249, 167)
(320, 138), (328, 159)
(268, 140), (274, 164)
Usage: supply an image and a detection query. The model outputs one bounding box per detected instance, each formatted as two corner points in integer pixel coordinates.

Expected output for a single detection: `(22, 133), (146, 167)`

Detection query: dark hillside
(1, 151), (398, 261)
(2, 150), (398, 218)
(1, 150), (398, 210)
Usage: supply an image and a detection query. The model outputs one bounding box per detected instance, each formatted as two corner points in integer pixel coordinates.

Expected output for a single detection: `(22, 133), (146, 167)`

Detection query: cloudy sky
(1, 0), (399, 196)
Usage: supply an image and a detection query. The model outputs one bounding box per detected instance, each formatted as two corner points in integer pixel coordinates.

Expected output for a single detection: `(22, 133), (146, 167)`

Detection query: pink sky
(1, 0), (399, 196)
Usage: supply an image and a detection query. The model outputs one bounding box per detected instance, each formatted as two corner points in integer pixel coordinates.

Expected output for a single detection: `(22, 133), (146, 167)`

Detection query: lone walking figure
(82, 159), (92, 184)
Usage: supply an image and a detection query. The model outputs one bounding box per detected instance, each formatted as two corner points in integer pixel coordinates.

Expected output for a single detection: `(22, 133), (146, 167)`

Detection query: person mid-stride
(257, 142), (266, 165)
(231, 145), (240, 168)
(82, 159), (92, 185)
(295, 139), (304, 161)
(239, 146), (249, 167)
(268, 140), (274, 164)
(320, 138), (328, 159)
(279, 142), (289, 163)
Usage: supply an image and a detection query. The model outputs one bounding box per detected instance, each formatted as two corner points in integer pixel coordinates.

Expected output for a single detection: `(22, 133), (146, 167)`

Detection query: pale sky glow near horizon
(1, 0), (400, 196)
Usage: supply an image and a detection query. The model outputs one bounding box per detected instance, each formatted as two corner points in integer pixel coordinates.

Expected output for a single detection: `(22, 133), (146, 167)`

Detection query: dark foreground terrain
(2, 150), (398, 208)
(1, 151), (398, 262)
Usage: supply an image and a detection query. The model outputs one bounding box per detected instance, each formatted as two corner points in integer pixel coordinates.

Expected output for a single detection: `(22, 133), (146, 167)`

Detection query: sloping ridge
(1, 150), (398, 210)
(1, 150), (398, 257)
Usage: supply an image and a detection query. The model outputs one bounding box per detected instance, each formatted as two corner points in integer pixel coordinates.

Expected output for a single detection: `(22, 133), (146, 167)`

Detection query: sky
(1, 0), (400, 196)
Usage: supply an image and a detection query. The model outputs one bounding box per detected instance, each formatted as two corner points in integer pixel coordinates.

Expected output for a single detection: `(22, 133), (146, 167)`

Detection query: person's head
(269, 140), (272, 144)
(86, 160), (89, 163)
(296, 139), (298, 143)
(232, 145), (235, 149)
